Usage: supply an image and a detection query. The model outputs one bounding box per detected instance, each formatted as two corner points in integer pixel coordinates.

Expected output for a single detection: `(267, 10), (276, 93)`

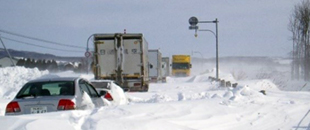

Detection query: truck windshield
(172, 63), (190, 69)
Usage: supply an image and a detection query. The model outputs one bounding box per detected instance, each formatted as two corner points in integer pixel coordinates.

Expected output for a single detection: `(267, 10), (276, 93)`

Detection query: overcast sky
(0, 0), (299, 58)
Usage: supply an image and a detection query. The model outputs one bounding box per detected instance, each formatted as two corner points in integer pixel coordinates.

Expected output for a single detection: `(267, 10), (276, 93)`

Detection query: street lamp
(192, 51), (203, 59)
(188, 16), (219, 80)
(192, 51), (204, 70)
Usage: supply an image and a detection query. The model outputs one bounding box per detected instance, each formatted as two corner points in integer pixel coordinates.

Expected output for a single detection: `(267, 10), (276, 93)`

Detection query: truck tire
(142, 85), (149, 92)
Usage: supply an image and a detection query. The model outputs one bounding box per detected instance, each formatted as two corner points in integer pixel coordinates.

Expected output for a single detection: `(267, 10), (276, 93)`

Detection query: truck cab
(171, 55), (191, 77)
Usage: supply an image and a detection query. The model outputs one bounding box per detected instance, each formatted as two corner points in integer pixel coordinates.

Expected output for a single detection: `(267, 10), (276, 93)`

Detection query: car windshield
(16, 81), (75, 98)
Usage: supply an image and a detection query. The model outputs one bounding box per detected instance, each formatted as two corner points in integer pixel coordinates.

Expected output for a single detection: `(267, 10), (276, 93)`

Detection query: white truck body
(161, 57), (170, 82)
(148, 49), (162, 83)
(93, 33), (149, 92)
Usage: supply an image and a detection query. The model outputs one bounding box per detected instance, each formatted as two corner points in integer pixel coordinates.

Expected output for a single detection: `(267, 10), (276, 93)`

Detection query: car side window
(79, 80), (99, 97)
(79, 80), (91, 96)
(85, 83), (100, 98)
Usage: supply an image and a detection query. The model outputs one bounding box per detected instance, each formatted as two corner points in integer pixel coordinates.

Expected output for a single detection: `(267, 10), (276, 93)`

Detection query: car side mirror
(123, 88), (129, 92)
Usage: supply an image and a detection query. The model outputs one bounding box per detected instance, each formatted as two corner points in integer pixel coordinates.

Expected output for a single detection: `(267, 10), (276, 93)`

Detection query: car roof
(27, 77), (81, 83)
(90, 79), (114, 83)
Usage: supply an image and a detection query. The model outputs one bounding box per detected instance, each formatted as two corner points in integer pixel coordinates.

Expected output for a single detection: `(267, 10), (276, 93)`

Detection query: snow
(0, 67), (48, 99)
(81, 91), (95, 110)
(109, 82), (129, 105)
(90, 80), (129, 106)
(0, 59), (310, 130)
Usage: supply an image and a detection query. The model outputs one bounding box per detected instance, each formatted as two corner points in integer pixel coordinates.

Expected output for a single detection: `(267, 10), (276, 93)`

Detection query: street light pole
(192, 51), (203, 59)
(189, 17), (219, 80)
(192, 51), (204, 70)
(215, 19), (219, 81)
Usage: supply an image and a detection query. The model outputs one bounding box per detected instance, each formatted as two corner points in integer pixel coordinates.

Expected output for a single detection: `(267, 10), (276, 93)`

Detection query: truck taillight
(104, 93), (113, 101)
(57, 99), (75, 110)
(134, 83), (141, 87)
(6, 101), (21, 113)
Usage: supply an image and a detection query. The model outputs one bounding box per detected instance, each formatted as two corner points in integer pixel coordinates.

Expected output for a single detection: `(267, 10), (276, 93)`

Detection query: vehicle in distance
(5, 77), (107, 115)
(92, 33), (150, 92)
(91, 80), (129, 106)
(161, 57), (170, 82)
(148, 49), (163, 83)
(171, 55), (192, 77)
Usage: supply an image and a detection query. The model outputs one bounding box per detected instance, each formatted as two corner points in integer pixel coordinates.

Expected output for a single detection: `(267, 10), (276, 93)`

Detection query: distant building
(0, 56), (18, 68)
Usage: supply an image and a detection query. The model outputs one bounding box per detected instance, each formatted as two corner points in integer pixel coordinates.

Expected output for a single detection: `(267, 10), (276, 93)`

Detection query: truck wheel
(142, 85), (149, 92)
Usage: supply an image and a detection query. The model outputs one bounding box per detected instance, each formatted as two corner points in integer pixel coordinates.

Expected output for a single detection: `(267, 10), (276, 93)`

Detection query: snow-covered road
(0, 66), (309, 130)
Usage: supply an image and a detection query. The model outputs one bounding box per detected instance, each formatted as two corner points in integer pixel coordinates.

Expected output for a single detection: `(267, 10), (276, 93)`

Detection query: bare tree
(289, 0), (310, 81)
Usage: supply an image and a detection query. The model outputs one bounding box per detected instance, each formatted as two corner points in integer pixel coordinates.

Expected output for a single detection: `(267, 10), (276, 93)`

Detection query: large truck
(161, 57), (170, 82)
(171, 55), (191, 77)
(92, 33), (150, 92)
(148, 49), (162, 83)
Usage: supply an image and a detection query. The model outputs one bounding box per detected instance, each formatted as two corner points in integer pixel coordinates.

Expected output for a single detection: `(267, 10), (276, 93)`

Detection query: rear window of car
(91, 82), (109, 89)
(16, 81), (75, 98)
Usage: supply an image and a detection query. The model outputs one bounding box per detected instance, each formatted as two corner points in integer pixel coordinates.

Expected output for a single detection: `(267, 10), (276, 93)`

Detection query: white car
(90, 80), (129, 105)
(6, 77), (108, 115)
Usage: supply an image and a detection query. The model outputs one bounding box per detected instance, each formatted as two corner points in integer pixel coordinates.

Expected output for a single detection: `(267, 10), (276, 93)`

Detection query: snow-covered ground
(0, 58), (310, 130)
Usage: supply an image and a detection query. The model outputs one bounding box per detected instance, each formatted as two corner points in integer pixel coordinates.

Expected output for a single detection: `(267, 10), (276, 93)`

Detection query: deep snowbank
(0, 67), (49, 99)
(0, 66), (310, 129)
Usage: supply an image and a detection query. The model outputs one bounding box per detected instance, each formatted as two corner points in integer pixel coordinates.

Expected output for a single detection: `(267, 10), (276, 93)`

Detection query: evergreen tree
(24, 58), (31, 68)
(16, 59), (25, 66)
(37, 59), (43, 70)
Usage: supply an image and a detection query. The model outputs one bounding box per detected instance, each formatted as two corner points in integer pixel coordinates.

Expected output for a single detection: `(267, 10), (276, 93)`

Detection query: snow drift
(0, 62), (309, 129)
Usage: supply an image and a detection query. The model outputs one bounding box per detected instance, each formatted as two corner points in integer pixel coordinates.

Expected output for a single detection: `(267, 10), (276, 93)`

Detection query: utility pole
(0, 35), (16, 67)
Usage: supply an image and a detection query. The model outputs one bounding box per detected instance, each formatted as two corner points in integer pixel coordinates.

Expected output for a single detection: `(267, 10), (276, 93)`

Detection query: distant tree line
(289, 0), (310, 81)
(16, 58), (85, 73)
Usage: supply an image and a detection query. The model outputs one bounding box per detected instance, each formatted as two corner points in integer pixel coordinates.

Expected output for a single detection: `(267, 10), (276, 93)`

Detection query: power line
(0, 29), (85, 49)
(0, 36), (84, 53)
